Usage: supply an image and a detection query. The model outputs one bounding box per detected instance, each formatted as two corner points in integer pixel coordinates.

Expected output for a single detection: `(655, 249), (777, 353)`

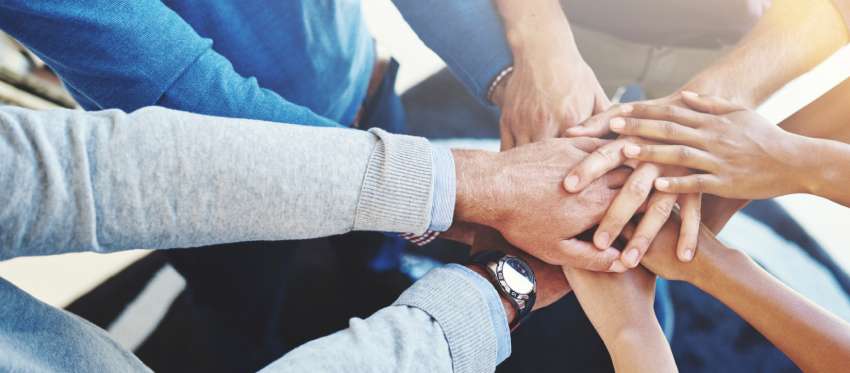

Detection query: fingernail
(564, 175), (580, 191)
(681, 90), (698, 99)
(610, 117), (625, 130)
(608, 261), (628, 273)
(624, 248), (640, 267)
(655, 179), (670, 190)
(620, 104), (634, 113)
(623, 144), (641, 157)
(681, 248), (694, 262)
(595, 232), (610, 249)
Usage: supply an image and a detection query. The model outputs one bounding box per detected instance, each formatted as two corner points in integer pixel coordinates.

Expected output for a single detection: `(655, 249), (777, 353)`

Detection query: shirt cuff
(428, 146), (456, 232)
(394, 264), (511, 373)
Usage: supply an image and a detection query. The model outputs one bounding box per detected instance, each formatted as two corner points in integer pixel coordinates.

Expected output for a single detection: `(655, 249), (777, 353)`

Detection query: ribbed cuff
(428, 146), (455, 232)
(353, 128), (434, 234)
(394, 264), (511, 373)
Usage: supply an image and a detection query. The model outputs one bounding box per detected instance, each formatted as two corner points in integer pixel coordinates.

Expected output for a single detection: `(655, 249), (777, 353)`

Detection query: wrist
(790, 134), (830, 196)
(602, 317), (664, 355)
(688, 230), (749, 292)
(498, 0), (570, 49)
(452, 149), (505, 227)
(466, 264), (517, 324)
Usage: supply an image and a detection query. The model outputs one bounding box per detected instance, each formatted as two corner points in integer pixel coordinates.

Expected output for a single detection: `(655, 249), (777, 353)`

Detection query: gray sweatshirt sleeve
(259, 264), (512, 373)
(0, 106), (437, 260)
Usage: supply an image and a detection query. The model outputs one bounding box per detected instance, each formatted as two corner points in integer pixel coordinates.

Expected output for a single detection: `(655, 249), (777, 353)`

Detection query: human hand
(490, 0), (608, 150)
(452, 138), (630, 271)
(562, 133), (702, 269)
(611, 92), (807, 200)
(492, 57), (609, 149)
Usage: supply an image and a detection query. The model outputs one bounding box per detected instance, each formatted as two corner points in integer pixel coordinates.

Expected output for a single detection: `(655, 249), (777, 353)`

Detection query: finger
(557, 239), (621, 271)
(564, 104), (631, 137)
(622, 144), (719, 172)
(604, 167), (632, 188)
(568, 137), (612, 153)
(499, 120), (515, 151)
(594, 163), (661, 249)
(621, 192), (678, 268)
(610, 117), (706, 147)
(624, 102), (717, 129)
(681, 91), (745, 115)
(654, 174), (723, 195)
(677, 193), (702, 262)
(564, 140), (628, 192)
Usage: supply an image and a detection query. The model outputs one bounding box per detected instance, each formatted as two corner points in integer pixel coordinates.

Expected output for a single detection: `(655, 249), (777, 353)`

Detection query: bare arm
(608, 93), (850, 208)
(490, 0), (608, 149)
(685, 0), (849, 108)
(640, 222), (850, 372)
(569, 0), (850, 239)
(563, 266), (677, 373)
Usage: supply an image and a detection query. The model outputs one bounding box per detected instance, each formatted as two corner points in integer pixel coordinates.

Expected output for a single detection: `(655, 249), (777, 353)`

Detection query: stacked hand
(563, 94), (706, 268)
(453, 137), (631, 271)
(609, 91), (804, 199)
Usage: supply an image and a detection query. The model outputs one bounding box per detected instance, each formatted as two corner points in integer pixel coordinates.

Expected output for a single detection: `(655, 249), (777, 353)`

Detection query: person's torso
(164, 0), (374, 125)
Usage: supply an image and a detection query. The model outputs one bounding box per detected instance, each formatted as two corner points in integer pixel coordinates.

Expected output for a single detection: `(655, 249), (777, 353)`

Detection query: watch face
(500, 256), (535, 295)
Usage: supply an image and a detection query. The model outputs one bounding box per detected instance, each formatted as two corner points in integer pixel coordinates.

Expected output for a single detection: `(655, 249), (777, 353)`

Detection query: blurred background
(0, 0), (848, 372)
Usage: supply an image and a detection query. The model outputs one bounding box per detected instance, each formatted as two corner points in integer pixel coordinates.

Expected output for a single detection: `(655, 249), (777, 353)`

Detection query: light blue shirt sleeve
(392, 0), (513, 109)
(260, 264), (511, 373)
(428, 147), (456, 232)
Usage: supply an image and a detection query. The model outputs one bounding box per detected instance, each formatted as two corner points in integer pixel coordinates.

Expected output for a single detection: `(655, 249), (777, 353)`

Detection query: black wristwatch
(471, 251), (537, 330)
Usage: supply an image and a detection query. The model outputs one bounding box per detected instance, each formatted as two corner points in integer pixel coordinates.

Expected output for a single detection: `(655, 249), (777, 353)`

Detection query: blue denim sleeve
(428, 146), (456, 232)
(0, 0), (337, 127)
(392, 0), (513, 109)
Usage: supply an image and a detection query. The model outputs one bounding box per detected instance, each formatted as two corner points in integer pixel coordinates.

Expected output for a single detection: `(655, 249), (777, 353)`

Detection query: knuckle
(595, 146), (619, 163)
(677, 146), (693, 162)
(651, 198), (676, 216)
(660, 105), (677, 120)
(661, 121), (678, 138)
(694, 175), (707, 190)
(626, 179), (652, 196)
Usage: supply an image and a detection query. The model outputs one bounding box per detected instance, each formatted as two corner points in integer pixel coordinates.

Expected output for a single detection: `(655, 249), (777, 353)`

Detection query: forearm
(683, 0), (849, 108)
(0, 107), (437, 259)
(494, 0), (578, 56)
(259, 265), (511, 373)
(692, 234), (850, 372)
(607, 323), (677, 373)
(794, 134), (850, 207)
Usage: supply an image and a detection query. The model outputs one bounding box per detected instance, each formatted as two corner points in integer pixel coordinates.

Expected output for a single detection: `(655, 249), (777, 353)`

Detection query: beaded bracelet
(486, 66), (514, 104)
